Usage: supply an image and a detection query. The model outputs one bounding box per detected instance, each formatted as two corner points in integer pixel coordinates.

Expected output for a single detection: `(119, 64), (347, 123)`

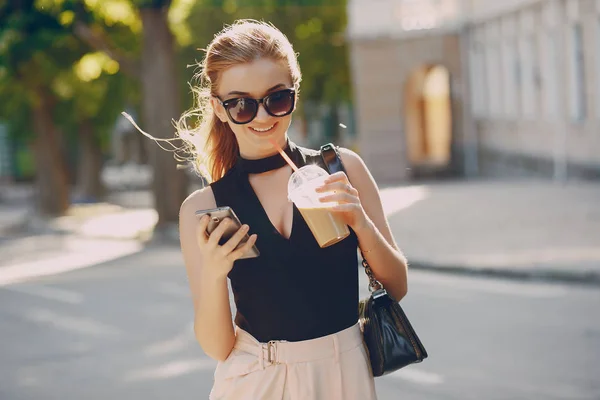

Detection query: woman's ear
(210, 98), (228, 123)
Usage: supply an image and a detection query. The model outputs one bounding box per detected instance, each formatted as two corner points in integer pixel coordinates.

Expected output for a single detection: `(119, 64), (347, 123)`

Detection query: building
(347, 0), (600, 182)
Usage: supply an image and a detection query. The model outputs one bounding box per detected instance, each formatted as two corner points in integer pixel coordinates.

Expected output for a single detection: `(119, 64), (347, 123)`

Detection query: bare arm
(318, 148), (408, 301)
(179, 188), (257, 361)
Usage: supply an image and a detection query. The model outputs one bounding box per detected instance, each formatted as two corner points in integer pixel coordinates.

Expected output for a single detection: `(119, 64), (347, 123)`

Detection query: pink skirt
(209, 323), (378, 399)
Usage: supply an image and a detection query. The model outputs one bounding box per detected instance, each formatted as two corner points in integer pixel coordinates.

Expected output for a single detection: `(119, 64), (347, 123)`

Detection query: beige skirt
(209, 323), (378, 400)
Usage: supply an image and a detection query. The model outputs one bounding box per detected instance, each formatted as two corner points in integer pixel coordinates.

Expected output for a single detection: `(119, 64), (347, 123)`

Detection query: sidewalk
(380, 179), (600, 285)
(1, 179), (599, 285)
(0, 199), (153, 285)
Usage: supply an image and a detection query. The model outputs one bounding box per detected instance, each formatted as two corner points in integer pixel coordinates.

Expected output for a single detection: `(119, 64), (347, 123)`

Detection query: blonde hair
(176, 20), (302, 183)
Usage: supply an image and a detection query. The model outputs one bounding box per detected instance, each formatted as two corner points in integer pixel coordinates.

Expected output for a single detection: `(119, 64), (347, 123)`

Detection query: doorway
(403, 65), (453, 178)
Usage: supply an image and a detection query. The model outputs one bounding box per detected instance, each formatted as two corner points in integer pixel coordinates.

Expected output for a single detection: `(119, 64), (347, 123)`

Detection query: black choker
(237, 141), (297, 174)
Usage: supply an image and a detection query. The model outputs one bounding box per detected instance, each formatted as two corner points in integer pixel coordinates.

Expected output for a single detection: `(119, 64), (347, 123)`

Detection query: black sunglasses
(215, 88), (296, 125)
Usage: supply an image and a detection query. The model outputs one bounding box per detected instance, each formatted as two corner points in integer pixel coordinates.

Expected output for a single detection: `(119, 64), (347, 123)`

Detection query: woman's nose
(253, 102), (270, 122)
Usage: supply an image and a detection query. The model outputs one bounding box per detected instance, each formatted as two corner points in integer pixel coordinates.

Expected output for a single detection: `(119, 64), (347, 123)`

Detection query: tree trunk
(76, 119), (105, 201)
(140, 6), (187, 228)
(31, 90), (70, 215)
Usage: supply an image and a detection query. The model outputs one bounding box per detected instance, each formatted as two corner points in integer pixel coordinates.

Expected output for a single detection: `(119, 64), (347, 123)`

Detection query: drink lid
(287, 165), (328, 202)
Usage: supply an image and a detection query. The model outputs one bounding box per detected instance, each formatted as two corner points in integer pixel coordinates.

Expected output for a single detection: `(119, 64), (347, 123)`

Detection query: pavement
(2, 245), (599, 399)
(1, 178), (599, 285)
(379, 178), (600, 285)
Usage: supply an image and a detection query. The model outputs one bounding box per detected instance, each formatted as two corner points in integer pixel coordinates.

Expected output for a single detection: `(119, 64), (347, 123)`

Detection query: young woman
(178, 20), (408, 400)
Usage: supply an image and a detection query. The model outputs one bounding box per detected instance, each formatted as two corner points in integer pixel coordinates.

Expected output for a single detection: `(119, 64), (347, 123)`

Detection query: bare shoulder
(338, 148), (398, 248)
(179, 186), (217, 222)
(337, 147), (374, 183)
(339, 148), (380, 202)
(338, 147), (365, 169)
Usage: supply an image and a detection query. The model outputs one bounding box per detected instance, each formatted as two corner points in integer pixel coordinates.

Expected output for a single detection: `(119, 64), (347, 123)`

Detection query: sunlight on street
(0, 238), (143, 286)
(380, 185), (430, 217)
(78, 208), (158, 240)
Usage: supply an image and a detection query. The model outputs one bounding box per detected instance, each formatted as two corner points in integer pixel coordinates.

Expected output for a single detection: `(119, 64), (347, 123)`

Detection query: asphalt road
(0, 245), (599, 400)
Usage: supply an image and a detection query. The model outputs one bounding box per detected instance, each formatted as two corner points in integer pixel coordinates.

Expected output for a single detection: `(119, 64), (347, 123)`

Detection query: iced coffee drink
(288, 165), (350, 248)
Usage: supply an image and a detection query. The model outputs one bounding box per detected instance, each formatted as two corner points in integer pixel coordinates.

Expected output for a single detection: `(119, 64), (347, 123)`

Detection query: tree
(0, 0), (138, 214)
(0, 1), (83, 215)
(138, 1), (188, 228)
(74, 0), (189, 229)
(56, 63), (135, 201)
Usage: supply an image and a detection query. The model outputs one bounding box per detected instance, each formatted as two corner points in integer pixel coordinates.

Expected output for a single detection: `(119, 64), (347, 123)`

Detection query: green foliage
(0, 2), (85, 86)
(15, 144), (36, 180)
(0, 0), (140, 147)
(0, 1), (77, 141)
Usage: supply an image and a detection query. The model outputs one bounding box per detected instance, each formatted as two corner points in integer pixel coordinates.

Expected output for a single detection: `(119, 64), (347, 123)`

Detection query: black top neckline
(237, 139), (296, 174)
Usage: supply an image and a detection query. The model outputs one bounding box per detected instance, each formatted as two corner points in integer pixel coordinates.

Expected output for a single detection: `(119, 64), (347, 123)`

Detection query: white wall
(466, 0), (544, 22)
(347, 0), (465, 39)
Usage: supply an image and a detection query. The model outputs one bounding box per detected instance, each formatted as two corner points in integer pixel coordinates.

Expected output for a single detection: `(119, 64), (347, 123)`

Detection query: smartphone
(195, 206), (260, 259)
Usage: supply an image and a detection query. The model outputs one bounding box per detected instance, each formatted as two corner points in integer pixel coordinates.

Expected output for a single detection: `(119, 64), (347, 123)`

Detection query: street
(1, 245), (598, 400)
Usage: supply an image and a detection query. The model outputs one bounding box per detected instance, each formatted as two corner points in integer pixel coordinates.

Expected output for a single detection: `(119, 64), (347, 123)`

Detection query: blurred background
(0, 0), (599, 399)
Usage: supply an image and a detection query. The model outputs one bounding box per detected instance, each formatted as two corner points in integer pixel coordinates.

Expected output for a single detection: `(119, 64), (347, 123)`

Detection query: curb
(408, 260), (600, 287)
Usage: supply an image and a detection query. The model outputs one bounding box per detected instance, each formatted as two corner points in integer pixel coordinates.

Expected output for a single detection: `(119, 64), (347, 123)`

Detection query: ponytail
(205, 117), (239, 181)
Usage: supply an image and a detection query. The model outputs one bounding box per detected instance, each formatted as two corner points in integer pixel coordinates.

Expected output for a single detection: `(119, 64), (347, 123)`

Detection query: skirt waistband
(233, 323), (363, 365)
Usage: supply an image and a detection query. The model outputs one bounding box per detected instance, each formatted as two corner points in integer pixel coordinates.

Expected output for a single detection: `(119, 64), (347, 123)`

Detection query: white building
(347, 0), (600, 182)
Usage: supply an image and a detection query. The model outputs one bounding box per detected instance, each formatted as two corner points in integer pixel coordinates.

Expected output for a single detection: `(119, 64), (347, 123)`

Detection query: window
(568, 23), (586, 122)
(519, 35), (537, 118)
(502, 40), (517, 117)
(469, 43), (487, 117)
(541, 29), (560, 118)
(485, 44), (502, 116)
(513, 40), (523, 117)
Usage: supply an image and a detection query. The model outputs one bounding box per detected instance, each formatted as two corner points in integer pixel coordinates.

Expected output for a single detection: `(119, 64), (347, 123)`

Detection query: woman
(178, 20), (408, 399)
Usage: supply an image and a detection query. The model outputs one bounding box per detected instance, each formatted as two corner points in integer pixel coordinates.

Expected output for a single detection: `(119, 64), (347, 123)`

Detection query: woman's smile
(249, 122), (277, 135)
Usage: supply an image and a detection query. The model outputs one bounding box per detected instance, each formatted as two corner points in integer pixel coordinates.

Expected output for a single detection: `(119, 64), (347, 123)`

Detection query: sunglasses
(215, 88), (296, 125)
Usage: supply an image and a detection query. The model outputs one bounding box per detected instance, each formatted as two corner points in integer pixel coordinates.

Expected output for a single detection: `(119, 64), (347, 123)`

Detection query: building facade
(347, 0), (600, 182)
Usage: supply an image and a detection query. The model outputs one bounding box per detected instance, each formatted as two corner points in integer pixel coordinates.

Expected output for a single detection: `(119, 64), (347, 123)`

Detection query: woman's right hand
(196, 215), (258, 279)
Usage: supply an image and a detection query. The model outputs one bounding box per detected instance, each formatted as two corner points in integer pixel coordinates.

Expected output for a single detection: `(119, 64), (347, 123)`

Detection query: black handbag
(320, 143), (428, 377)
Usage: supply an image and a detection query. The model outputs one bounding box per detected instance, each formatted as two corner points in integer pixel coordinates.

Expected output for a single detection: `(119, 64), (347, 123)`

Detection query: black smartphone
(195, 206), (260, 259)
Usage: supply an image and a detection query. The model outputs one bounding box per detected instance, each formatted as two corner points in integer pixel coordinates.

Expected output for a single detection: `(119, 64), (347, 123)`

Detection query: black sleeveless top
(210, 142), (359, 343)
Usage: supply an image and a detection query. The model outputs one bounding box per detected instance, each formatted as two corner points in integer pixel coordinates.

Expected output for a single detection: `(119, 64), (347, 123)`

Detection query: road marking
(386, 367), (444, 385)
(2, 284), (84, 304)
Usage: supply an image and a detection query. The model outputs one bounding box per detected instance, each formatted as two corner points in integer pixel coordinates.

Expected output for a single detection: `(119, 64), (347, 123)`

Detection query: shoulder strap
(320, 143), (346, 174)
(319, 143), (384, 292)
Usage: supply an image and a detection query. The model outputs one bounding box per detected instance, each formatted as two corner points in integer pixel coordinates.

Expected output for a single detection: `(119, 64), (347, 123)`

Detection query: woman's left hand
(316, 172), (369, 232)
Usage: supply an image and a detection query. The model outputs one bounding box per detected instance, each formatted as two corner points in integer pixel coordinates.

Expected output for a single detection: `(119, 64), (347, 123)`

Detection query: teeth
(251, 125), (274, 132)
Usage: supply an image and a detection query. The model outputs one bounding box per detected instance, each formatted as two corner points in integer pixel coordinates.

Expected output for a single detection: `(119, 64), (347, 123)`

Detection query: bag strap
(319, 143), (383, 292)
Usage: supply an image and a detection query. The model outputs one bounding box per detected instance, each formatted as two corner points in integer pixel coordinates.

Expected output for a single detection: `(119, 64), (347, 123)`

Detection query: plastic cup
(288, 165), (350, 248)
